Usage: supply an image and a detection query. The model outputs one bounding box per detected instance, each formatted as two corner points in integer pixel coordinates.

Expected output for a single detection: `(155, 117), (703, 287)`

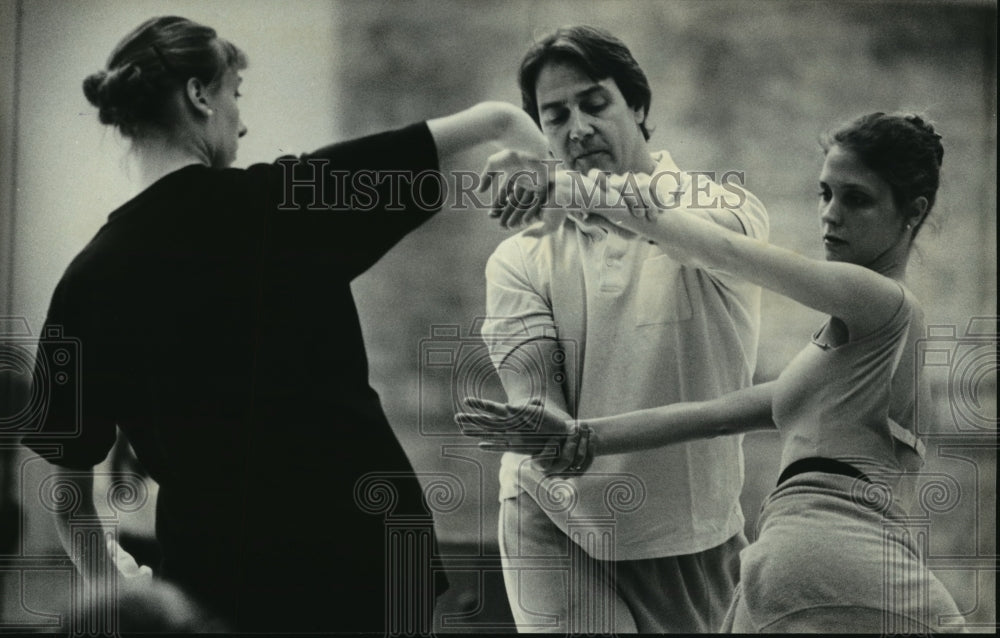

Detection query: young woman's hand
(456, 397), (591, 475)
(584, 171), (660, 233)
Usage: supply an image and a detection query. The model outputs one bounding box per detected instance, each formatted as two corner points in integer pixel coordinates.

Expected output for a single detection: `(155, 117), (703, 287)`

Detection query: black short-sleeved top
(22, 123), (444, 631)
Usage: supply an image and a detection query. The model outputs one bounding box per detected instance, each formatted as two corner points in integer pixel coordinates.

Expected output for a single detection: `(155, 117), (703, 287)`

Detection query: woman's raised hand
(478, 149), (559, 230)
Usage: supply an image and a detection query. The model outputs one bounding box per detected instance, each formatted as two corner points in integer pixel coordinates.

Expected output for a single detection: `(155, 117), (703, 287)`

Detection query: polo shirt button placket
(598, 232), (631, 291)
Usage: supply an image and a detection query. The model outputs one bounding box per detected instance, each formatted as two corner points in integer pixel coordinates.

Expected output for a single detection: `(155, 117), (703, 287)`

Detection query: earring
(207, 108), (214, 116)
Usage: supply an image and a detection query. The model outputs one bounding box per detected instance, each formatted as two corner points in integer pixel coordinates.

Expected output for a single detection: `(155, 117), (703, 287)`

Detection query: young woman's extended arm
(459, 381), (775, 462)
(591, 173), (905, 339)
(427, 101), (549, 180)
(583, 381), (776, 455)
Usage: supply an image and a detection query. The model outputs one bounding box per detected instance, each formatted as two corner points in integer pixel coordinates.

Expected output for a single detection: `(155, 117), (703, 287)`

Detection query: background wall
(1, 0), (995, 632)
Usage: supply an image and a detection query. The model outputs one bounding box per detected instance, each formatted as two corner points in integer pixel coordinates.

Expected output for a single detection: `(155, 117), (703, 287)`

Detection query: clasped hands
(477, 149), (662, 237)
(455, 397), (595, 476)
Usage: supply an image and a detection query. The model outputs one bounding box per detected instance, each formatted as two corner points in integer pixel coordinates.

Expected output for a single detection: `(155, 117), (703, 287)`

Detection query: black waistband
(777, 457), (871, 487)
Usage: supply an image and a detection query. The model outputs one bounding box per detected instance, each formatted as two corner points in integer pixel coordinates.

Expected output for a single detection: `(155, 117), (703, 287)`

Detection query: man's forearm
(495, 342), (572, 416)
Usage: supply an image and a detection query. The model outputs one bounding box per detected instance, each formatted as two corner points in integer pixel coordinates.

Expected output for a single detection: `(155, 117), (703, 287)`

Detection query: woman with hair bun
(22, 15), (549, 633)
(460, 112), (968, 632)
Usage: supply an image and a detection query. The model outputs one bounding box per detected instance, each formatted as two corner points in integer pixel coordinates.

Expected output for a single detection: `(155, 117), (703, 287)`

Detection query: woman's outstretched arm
(427, 101), (549, 181)
(588, 173), (905, 339)
(583, 381), (776, 454)
(458, 382), (775, 462)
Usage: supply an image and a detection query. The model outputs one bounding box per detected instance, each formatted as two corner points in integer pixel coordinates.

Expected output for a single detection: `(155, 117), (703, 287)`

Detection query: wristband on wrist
(565, 421), (594, 474)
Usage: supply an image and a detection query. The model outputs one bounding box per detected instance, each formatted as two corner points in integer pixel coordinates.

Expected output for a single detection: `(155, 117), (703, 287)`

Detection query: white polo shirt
(482, 150), (769, 559)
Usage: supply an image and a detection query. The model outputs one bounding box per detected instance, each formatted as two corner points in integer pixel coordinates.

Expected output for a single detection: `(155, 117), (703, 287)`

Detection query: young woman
(459, 112), (968, 632)
(20, 15), (549, 633)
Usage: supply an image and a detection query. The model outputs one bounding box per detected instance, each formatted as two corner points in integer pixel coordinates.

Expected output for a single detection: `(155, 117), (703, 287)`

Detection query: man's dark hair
(518, 25), (652, 140)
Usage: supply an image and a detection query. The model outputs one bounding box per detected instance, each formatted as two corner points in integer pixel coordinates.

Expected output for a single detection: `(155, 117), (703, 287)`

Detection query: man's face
(534, 61), (650, 174)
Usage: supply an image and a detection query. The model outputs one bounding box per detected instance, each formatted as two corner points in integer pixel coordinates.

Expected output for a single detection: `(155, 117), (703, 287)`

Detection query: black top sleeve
(20, 277), (118, 469)
(18, 122), (442, 468)
(257, 121), (443, 281)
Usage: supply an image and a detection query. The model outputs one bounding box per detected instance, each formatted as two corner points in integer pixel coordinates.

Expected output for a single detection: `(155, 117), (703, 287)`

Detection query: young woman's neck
(867, 235), (911, 282)
(132, 130), (212, 192)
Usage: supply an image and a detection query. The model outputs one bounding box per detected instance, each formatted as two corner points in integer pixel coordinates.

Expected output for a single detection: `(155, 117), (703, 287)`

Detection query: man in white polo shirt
(478, 25), (768, 633)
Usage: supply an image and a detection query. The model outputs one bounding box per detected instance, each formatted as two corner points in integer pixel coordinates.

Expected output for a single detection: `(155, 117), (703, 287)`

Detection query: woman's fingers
(456, 398), (526, 435)
(477, 167), (495, 194)
(491, 186), (509, 218)
(501, 182), (543, 228)
(454, 412), (506, 430)
(458, 396), (560, 440)
(461, 397), (543, 422)
(467, 427), (551, 456)
(518, 190), (546, 226)
(479, 148), (551, 229)
(462, 397), (507, 413)
(460, 429), (513, 444)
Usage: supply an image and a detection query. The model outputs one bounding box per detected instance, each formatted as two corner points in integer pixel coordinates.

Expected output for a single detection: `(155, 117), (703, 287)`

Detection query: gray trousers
(499, 492), (745, 633)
